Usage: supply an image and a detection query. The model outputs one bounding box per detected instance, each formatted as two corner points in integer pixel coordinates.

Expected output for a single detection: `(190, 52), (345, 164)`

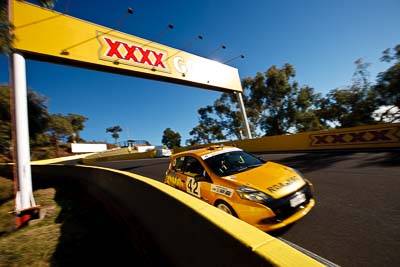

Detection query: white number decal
(186, 177), (200, 197)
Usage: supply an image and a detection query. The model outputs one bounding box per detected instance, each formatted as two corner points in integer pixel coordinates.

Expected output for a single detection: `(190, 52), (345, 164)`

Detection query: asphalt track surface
(86, 150), (400, 267)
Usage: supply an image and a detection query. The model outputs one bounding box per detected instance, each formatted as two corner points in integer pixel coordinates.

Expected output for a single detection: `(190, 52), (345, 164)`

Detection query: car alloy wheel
(216, 202), (235, 216)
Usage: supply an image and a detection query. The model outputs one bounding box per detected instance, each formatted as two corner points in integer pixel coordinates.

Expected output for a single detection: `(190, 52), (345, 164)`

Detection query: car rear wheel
(215, 201), (237, 217)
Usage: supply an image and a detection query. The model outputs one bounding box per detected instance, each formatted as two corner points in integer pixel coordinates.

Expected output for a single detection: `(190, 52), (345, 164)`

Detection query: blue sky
(0, 0), (399, 145)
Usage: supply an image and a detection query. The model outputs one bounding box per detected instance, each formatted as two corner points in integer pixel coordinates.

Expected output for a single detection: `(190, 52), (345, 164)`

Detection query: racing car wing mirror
(195, 170), (211, 182)
(256, 155), (266, 163)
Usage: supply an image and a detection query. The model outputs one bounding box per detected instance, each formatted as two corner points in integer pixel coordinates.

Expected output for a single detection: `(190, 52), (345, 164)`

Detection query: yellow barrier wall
(0, 163), (324, 266)
(83, 149), (157, 163)
(174, 123), (400, 154)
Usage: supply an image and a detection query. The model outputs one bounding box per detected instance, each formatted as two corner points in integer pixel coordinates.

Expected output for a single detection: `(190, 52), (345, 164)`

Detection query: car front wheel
(215, 201), (237, 217)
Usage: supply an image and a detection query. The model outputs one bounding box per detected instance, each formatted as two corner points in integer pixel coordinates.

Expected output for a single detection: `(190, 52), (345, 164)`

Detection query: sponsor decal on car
(211, 185), (234, 198)
(267, 176), (299, 193)
(165, 174), (184, 189)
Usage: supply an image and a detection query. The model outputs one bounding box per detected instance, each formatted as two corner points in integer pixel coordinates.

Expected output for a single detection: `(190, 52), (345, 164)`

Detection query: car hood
(222, 161), (306, 198)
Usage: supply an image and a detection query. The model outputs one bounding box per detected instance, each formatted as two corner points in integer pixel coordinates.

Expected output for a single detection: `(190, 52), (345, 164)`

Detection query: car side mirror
(203, 170), (211, 180)
(173, 166), (181, 172)
(195, 170), (210, 182)
(257, 156), (266, 163)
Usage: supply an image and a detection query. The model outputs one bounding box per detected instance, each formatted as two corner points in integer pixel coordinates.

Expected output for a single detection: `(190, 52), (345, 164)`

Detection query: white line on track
(278, 237), (341, 267)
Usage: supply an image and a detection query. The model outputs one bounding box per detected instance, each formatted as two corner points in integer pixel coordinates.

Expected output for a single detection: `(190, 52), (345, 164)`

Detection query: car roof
(172, 145), (242, 158)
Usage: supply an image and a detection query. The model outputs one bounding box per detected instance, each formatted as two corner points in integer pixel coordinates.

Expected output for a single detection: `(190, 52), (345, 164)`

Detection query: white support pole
(235, 92), (252, 139)
(12, 52), (36, 211)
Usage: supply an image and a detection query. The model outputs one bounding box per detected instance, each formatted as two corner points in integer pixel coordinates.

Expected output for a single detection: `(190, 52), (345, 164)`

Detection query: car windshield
(204, 150), (265, 176)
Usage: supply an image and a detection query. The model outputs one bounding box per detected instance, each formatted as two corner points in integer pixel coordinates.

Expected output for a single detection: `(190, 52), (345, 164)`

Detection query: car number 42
(186, 177), (201, 197)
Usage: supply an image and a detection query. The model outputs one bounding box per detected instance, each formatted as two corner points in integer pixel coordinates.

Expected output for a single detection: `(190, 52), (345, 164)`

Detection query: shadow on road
(117, 161), (169, 172)
(267, 224), (295, 237)
(260, 150), (400, 173)
(260, 152), (354, 172)
(355, 151), (400, 168)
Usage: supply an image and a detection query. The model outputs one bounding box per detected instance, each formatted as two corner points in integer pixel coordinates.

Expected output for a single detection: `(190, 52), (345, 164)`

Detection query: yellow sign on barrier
(11, 0), (242, 92)
(309, 126), (400, 147)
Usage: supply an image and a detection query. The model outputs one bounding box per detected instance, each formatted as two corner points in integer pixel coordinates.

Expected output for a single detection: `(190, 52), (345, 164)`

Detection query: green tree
(161, 128), (181, 148)
(373, 44), (400, 122)
(66, 113), (88, 142)
(187, 64), (323, 143)
(106, 125), (122, 144)
(295, 86), (325, 132)
(1, 0), (55, 54)
(0, 85), (10, 151)
(257, 64), (299, 135)
(27, 88), (50, 142)
(0, 0), (13, 55)
(318, 59), (378, 128)
(47, 113), (73, 157)
(0, 85), (11, 155)
(0, 85), (49, 154)
(185, 105), (227, 146)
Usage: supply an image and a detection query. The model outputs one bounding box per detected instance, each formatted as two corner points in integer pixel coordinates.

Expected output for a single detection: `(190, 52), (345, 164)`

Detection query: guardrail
(0, 161), (324, 266)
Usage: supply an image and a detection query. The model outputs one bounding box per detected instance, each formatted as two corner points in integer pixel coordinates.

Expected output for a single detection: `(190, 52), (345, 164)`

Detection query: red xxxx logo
(97, 33), (169, 72)
(310, 128), (399, 146)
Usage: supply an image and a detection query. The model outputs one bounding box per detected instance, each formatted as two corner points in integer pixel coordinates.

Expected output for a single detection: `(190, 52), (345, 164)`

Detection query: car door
(178, 156), (213, 202)
(165, 155), (186, 190)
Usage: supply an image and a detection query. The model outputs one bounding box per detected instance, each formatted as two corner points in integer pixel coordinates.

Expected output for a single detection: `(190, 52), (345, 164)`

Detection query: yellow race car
(164, 145), (315, 232)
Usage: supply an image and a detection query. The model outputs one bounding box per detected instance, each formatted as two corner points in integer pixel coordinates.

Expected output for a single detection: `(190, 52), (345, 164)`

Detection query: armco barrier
(174, 123), (400, 154)
(0, 162), (324, 266)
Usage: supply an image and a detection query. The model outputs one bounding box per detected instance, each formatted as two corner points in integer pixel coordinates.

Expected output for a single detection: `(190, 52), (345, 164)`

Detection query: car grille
(263, 184), (313, 221)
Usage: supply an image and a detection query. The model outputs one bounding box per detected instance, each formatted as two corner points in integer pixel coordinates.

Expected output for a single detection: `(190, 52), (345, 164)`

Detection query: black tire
(215, 200), (237, 217)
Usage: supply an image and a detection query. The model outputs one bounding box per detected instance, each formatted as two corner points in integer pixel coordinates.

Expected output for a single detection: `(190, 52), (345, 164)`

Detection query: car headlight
(236, 186), (271, 203)
(291, 168), (314, 193)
